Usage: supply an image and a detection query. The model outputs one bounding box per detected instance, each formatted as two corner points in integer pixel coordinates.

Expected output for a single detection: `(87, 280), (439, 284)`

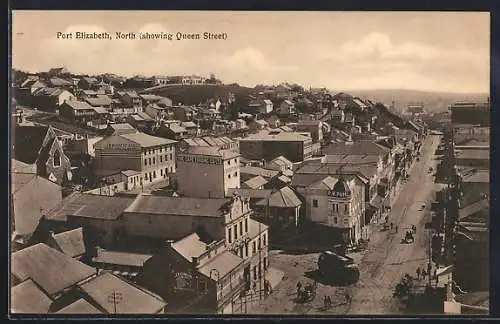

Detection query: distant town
(10, 67), (490, 315)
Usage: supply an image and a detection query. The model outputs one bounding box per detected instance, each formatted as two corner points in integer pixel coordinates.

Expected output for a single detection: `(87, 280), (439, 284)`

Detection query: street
(252, 135), (443, 315)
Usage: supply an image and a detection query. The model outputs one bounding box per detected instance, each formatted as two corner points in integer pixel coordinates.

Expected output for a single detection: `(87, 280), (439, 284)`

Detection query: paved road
(344, 134), (443, 315)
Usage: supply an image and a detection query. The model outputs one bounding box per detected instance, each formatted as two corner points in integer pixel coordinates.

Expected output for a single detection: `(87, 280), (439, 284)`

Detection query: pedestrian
(324, 295), (330, 309)
(433, 268), (437, 280)
(296, 281), (302, 295)
(416, 267), (421, 280)
(427, 263), (432, 276)
(422, 269), (427, 280)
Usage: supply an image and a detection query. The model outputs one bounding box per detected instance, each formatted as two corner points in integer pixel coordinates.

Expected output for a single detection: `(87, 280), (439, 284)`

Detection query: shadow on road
(304, 269), (352, 287)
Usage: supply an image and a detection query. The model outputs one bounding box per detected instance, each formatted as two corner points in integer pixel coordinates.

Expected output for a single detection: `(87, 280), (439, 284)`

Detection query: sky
(12, 11), (490, 93)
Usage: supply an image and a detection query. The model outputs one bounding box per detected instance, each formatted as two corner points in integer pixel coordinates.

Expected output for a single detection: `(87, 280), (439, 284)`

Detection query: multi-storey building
(175, 146), (240, 198)
(93, 132), (177, 185)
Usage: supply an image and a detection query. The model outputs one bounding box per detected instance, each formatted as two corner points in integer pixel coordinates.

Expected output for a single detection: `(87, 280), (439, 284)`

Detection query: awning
(437, 265), (453, 277)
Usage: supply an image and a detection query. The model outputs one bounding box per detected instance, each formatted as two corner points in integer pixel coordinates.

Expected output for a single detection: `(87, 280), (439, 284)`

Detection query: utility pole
(107, 290), (122, 314)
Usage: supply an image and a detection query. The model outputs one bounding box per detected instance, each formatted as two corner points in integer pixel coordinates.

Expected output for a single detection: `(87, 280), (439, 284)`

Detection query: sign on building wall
(105, 143), (139, 152)
(178, 155), (222, 165)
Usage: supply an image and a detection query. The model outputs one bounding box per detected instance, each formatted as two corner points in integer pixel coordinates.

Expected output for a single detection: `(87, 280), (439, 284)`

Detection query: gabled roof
(51, 228), (86, 258)
(11, 243), (95, 296)
(269, 155), (293, 168)
(181, 146), (239, 159)
(49, 77), (72, 87)
(171, 233), (209, 261)
(79, 272), (166, 314)
(243, 176), (268, 189)
(11, 279), (53, 314)
(255, 186), (302, 208)
(226, 188), (273, 200)
(56, 298), (102, 314)
(308, 175), (338, 190)
(32, 87), (67, 97)
(323, 140), (390, 156)
(22, 79), (47, 89)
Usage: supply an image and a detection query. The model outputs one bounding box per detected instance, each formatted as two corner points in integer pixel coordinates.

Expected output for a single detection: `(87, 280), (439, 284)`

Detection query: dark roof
(93, 249), (152, 267)
(293, 162), (374, 184)
(459, 199), (489, 222)
(13, 125), (49, 164)
(125, 195), (232, 217)
(46, 193), (135, 221)
(255, 186), (302, 208)
(32, 87), (67, 97)
(51, 228), (86, 258)
(332, 178), (351, 196)
(49, 77), (72, 87)
(11, 279), (52, 314)
(11, 243), (95, 296)
(323, 141), (390, 156)
(56, 298), (102, 314)
(79, 272), (166, 314)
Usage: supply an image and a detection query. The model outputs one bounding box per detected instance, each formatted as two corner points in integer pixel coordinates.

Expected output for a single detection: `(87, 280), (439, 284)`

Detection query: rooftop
(197, 250), (244, 280)
(51, 228), (86, 258)
(181, 146), (240, 159)
(255, 186), (302, 208)
(324, 154), (380, 165)
(247, 219), (269, 239)
(243, 176), (268, 189)
(124, 194), (233, 217)
(32, 87), (67, 97)
(11, 243), (95, 296)
(240, 130), (311, 142)
(323, 140), (390, 156)
(226, 188), (273, 200)
(45, 193), (135, 221)
(85, 95), (113, 107)
(120, 132), (177, 148)
(171, 233), (209, 261)
(62, 100), (94, 110)
(240, 166), (280, 179)
(455, 149), (490, 161)
(79, 272), (166, 314)
(93, 248), (152, 267)
(56, 298), (102, 314)
(11, 279), (52, 314)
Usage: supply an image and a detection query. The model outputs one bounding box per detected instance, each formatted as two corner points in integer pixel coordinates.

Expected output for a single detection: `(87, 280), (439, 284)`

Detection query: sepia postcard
(10, 10), (490, 316)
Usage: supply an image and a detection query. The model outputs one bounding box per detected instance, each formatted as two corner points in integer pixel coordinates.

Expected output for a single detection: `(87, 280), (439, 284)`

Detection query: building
(78, 77), (99, 90)
(252, 186), (303, 230)
(248, 99), (273, 115)
(173, 105), (198, 122)
(276, 100), (296, 116)
(59, 100), (99, 124)
(65, 135), (103, 158)
(47, 228), (86, 260)
(104, 123), (137, 136)
(84, 95), (114, 110)
(449, 102), (490, 127)
(175, 146), (240, 198)
(265, 156), (294, 175)
(13, 125), (72, 185)
(180, 136), (238, 152)
(239, 130), (316, 163)
(294, 120), (325, 143)
(126, 193), (269, 314)
(31, 88), (75, 112)
(128, 112), (155, 131)
(94, 132), (177, 185)
(116, 91), (143, 113)
(11, 165), (63, 244)
(298, 175), (366, 245)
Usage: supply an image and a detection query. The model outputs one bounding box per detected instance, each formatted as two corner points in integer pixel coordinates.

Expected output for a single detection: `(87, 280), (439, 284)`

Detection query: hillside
(334, 89), (489, 114)
(142, 84), (254, 106)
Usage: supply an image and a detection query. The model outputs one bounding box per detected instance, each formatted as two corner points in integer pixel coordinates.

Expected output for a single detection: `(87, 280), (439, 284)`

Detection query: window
(198, 280), (207, 293)
(148, 158), (152, 165)
(165, 155), (168, 161)
(239, 221), (243, 235)
(153, 157), (155, 164)
(252, 241), (256, 254)
(160, 169), (163, 176)
(165, 168), (168, 175)
(245, 243), (249, 257)
(234, 159), (237, 164)
(264, 257), (268, 269)
(153, 171), (156, 178)
(53, 150), (61, 167)
(228, 174), (231, 179)
(334, 217), (338, 224)
(160, 156), (163, 163)
(245, 218), (248, 232)
(258, 237), (261, 250)
(234, 172), (238, 177)
(170, 154), (173, 160)
(335, 204), (339, 213)
(144, 159), (147, 165)
(228, 228), (232, 243)
(234, 225), (238, 240)
(239, 247), (244, 258)
(227, 160), (230, 165)
(253, 266), (257, 280)
(345, 204), (348, 213)
(263, 234), (267, 246)
(312, 200), (318, 208)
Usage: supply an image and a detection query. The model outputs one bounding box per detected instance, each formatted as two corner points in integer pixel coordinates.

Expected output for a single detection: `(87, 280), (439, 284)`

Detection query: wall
(223, 157), (240, 196)
(94, 136), (142, 176)
(176, 154), (225, 198)
(122, 213), (226, 242)
(84, 181), (127, 195)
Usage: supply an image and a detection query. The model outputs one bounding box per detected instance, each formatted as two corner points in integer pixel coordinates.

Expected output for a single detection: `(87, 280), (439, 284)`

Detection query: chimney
(49, 230), (55, 238)
(192, 257), (199, 267)
(165, 239), (174, 248)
